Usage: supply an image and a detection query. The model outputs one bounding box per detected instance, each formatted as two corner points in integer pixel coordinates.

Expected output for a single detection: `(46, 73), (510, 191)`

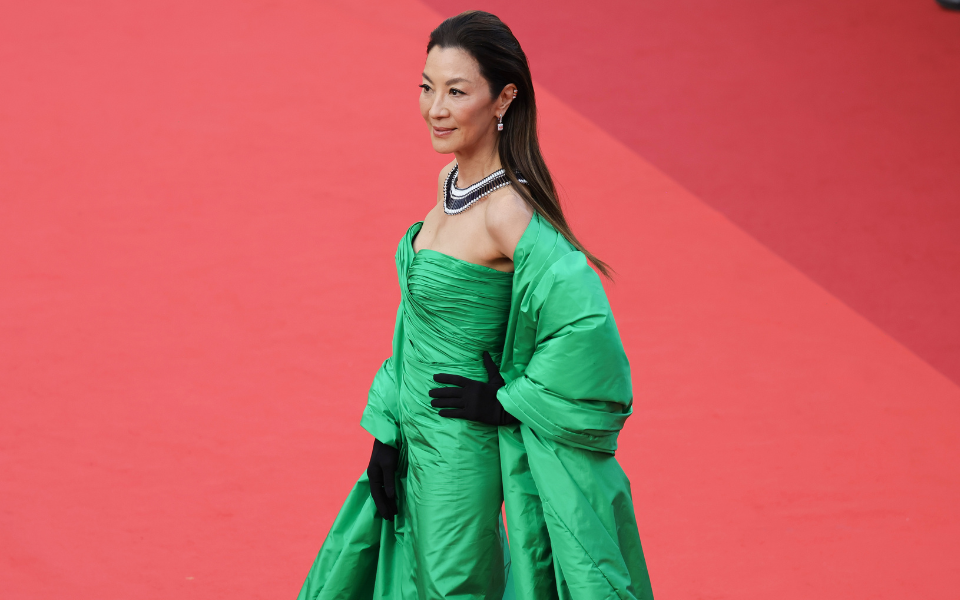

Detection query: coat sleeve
(497, 250), (655, 600)
(359, 303), (404, 448)
(497, 251), (633, 454)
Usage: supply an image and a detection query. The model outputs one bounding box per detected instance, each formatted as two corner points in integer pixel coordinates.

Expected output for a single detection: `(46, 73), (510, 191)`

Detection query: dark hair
(428, 11), (612, 278)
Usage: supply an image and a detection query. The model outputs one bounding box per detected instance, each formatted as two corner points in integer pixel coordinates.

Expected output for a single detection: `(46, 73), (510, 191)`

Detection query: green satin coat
(298, 212), (654, 600)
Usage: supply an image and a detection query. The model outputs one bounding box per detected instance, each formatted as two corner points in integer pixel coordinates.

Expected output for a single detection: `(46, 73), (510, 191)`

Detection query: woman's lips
(432, 126), (455, 138)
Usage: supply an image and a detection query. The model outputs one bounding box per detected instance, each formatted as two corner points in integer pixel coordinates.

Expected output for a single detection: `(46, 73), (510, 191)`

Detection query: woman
(299, 11), (653, 600)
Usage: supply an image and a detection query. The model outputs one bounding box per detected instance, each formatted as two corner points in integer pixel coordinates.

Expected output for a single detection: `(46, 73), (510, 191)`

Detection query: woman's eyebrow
(421, 73), (471, 86)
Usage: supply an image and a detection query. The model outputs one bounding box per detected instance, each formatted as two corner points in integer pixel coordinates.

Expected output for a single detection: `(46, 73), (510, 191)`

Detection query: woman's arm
(359, 356), (401, 448)
(485, 187), (533, 261)
(359, 298), (404, 447)
(359, 303), (405, 521)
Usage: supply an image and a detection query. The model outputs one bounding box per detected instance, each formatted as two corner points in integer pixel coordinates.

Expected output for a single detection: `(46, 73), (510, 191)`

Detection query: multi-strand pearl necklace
(443, 164), (528, 215)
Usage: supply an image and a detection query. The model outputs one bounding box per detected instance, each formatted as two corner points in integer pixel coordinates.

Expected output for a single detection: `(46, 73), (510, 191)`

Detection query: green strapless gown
(298, 221), (516, 599)
(398, 223), (514, 597)
(298, 214), (654, 600)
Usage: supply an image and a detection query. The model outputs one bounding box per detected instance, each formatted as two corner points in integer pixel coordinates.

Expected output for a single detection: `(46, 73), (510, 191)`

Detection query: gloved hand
(429, 351), (520, 426)
(367, 438), (399, 521)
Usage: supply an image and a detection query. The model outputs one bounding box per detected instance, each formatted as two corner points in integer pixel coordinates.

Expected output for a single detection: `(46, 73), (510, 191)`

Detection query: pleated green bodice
(400, 221), (514, 367)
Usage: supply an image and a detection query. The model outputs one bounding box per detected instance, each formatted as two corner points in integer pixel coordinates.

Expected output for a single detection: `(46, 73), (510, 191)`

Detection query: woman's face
(420, 46), (499, 155)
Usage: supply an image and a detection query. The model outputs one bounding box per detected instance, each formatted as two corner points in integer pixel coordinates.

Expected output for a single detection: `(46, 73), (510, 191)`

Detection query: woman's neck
(453, 143), (502, 187)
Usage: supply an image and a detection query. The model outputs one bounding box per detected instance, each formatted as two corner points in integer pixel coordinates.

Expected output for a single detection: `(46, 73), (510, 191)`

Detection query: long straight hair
(428, 11), (613, 278)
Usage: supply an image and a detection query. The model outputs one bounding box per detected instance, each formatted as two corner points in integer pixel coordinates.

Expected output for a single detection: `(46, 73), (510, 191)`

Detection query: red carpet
(2, 1), (958, 599)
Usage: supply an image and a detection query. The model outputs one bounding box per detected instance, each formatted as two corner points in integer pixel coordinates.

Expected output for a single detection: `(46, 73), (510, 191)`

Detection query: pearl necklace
(443, 164), (527, 215)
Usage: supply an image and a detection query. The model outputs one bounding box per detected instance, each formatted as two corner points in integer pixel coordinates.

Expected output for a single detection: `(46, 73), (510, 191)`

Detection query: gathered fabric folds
(298, 212), (654, 600)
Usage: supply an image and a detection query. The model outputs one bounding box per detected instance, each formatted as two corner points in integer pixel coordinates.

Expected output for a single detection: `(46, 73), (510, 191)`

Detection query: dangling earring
(497, 114), (503, 132)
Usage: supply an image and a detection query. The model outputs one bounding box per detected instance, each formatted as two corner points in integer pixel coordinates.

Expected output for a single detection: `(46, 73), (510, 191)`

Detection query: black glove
(367, 438), (398, 521)
(429, 351), (520, 426)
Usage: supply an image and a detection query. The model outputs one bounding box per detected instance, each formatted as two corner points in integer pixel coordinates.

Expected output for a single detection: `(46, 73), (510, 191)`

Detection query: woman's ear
(499, 84), (518, 115)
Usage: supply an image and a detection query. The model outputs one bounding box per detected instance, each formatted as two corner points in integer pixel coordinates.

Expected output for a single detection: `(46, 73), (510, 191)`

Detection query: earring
(497, 114), (503, 132)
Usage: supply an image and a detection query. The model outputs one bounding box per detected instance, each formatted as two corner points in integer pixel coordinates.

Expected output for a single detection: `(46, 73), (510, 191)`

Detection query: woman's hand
(367, 438), (399, 521)
(430, 351), (520, 426)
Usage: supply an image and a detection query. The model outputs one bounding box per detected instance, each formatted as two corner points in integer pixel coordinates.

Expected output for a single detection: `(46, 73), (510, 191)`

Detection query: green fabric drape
(298, 212), (653, 600)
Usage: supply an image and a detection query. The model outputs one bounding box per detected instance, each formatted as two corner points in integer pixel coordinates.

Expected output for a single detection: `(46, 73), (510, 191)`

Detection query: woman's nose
(429, 95), (447, 119)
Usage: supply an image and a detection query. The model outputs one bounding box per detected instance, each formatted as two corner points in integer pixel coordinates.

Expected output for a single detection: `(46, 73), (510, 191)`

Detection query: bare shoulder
(484, 185), (534, 260)
(434, 159), (458, 205)
(437, 159), (457, 186)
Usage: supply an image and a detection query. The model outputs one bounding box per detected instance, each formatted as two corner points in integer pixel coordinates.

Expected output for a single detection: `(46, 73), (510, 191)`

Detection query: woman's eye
(419, 84), (431, 92)
(450, 88), (464, 96)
